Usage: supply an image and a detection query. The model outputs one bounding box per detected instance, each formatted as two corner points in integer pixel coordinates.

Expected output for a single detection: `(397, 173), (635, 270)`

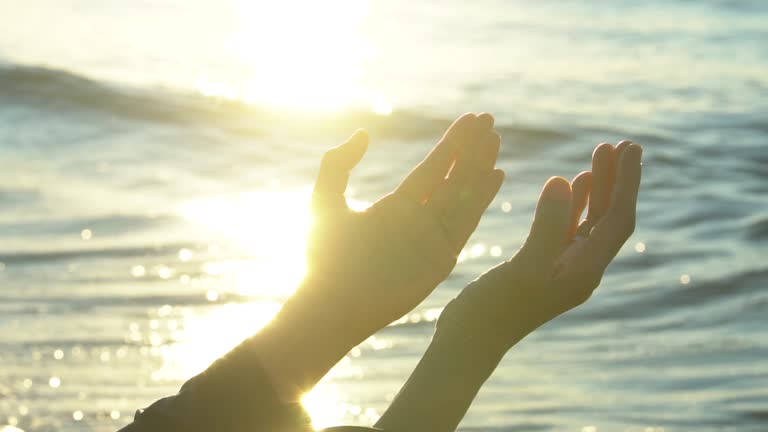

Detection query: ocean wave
(0, 63), (573, 143)
(576, 267), (768, 323)
(746, 214), (768, 241)
(0, 186), (41, 208)
(0, 242), (193, 264)
(0, 213), (180, 238)
(0, 292), (250, 312)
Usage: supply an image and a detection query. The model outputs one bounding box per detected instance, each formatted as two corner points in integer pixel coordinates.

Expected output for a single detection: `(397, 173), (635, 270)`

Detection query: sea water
(0, 0), (766, 430)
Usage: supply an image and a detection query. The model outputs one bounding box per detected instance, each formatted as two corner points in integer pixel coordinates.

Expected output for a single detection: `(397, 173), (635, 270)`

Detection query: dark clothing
(118, 336), (319, 432)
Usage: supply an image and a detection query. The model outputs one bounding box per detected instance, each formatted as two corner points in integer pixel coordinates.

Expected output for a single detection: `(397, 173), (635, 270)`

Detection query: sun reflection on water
(173, 188), (381, 426)
(150, 299), (374, 427)
(180, 188), (314, 297)
(152, 302), (282, 381)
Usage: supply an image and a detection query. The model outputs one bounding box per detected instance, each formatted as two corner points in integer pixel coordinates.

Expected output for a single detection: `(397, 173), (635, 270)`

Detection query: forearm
(120, 278), (364, 432)
(374, 300), (515, 432)
(254, 278), (370, 402)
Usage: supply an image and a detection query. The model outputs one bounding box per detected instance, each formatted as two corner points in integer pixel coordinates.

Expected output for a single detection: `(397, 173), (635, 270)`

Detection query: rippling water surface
(0, 0), (766, 431)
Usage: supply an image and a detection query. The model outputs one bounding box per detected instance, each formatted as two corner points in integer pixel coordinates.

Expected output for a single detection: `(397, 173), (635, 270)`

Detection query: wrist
(287, 276), (378, 342)
(253, 279), (366, 402)
(436, 294), (530, 358)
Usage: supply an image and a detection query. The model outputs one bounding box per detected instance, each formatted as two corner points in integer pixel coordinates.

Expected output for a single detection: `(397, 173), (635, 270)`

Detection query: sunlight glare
(222, 0), (390, 112)
(153, 301), (282, 381)
(181, 188), (313, 297)
(302, 383), (349, 430)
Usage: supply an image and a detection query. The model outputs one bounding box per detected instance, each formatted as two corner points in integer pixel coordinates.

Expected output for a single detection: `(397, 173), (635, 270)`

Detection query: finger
(477, 112), (495, 130)
(574, 219), (593, 239)
(520, 177), (572, 266)
(440, 169), (505, 251)
(612, 143), (643, 214)
(442, 115), (486, 187)
(616, 140), (632, 158)
(424, 129), (501, 214)
(476, 129), (502, 173)
(586, 143), (616, 223)
(568, 171), (592, 238)
(313, 129), (369, 210)
(425, 172), (461, 214)
(396, 113), (477, 202)
(586, 143), (643, 267)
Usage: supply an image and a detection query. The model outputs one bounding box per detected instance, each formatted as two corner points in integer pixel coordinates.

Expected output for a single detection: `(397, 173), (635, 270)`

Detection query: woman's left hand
(305, 113), (505, 338)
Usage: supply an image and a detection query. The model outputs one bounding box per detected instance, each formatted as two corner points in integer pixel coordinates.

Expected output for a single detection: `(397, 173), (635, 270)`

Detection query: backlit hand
(441, 141), (643, 351)
(305, 113), (505, 337)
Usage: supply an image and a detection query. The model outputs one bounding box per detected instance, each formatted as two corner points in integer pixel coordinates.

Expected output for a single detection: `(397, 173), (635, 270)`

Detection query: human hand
(440, 141), (643, 352)
(303, 113), (505, 339)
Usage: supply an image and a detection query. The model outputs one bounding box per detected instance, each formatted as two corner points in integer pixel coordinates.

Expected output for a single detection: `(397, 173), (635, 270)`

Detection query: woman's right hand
(439, 141), (643, 352)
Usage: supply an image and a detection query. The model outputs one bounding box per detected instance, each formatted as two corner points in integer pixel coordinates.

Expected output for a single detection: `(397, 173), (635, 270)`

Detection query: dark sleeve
(118, 336), (313, 432)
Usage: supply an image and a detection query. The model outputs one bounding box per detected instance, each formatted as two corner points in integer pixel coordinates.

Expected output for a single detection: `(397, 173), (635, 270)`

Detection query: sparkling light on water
(205, 290), (219, 302)
(130, 265), (146, 278)
(48, 377), (61, 388)
(178, 248), (194, 262)
(151, 302), (282, 382)
(470, 243), (487, 257)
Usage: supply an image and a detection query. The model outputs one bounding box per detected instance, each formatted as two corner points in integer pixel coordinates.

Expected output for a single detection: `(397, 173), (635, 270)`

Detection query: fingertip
(490, 168), (505, 186)
(457, 112), (478, 124)
(477, 112), (495, 129)
(525, 176), (573, 263)
(543, 176), (572, 201)
(477, 169), (505, 210)
(626, 143), (643, 159)
(619, 143), (643, 169)
(445, 113), (478, 138)
(479, 169), (505, 193)
(572, 170), (592, 185)
(332, 129), (369, 167)
(593, 142), (615, 160)
(615, 140), (632, 157)
(349, 128), (369, 145)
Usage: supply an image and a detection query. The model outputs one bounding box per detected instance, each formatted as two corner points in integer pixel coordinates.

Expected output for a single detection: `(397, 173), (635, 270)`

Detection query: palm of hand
(445, 141), (643, 349)
(306, 114), (505, 333)
(310, 194), (455, 317)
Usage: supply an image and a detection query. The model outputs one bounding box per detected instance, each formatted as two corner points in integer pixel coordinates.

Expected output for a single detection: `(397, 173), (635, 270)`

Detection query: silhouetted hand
(305, 113), (505, 338)
(441, 141), (642, 351)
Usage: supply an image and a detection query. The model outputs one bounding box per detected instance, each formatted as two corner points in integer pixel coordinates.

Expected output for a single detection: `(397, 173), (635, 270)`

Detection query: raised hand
(443, 141), (643, 350)
(375, 141), (642, 432)
(304, 113), (505, 339)
(254, 113), (505, 402)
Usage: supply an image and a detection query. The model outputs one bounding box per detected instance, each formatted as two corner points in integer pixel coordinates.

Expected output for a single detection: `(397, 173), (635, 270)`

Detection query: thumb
(520, 176), (572, 266)
(313, 129), (369, 210)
